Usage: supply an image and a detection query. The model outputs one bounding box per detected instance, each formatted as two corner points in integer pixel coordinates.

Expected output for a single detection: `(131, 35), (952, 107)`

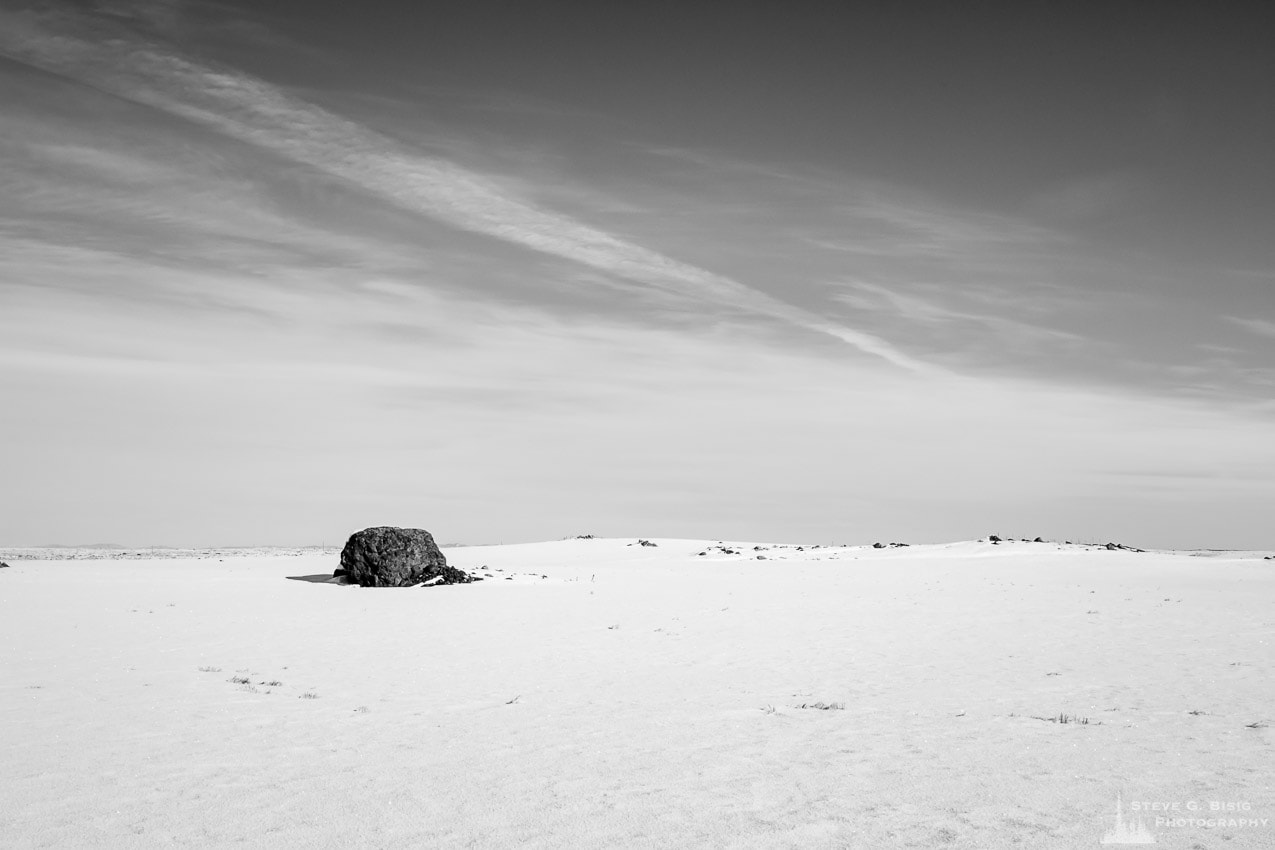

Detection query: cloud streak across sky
(0, 5), (935, 372)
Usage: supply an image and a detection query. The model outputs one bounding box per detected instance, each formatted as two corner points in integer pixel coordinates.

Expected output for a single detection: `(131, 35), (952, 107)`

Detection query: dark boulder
(0, 561), (9, 569)
(338, 527), (478, 587)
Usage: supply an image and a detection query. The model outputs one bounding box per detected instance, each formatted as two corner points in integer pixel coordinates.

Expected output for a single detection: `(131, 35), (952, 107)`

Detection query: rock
(1105, 542), (1120, 550)
(1033, 537), (1044, 543)
(416, 566), (480, 587)
(637, 539), (657, 547)
(0, 561), (9, 569)
(872, 542), (886, 549)
(338, 527), (477, 587)
(988, 535), (1002, 543)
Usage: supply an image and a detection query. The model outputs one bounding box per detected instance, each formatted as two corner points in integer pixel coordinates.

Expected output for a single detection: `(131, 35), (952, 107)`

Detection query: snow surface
(1, 538), (1271, 848)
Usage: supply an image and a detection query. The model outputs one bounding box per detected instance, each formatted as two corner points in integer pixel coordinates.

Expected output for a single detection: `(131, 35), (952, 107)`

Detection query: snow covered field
(1, 538), (1271, 848)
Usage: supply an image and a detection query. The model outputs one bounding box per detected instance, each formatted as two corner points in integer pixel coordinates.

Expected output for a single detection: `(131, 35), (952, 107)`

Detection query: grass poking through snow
(1030, 713), (1097, 725)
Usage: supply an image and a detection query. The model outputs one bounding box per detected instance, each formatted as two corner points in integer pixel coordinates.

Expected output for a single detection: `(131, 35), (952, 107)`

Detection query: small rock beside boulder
(1103, 542), (1145, 552)
(338, 527), (479, 588)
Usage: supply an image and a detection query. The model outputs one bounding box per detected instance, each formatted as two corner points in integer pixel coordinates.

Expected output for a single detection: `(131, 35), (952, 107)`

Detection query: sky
(1, 0), (1273, 549)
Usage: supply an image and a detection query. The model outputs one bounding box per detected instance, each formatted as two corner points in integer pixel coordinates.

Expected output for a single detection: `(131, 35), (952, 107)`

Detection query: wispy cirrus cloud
(830, 194), (1067, 260)
(93, 0), (183, 33)
(1226, 316), (1275, 339)
(0, 4), (935, 373)
(834, 279), (1084, 347)
(0, 122), (432, 289)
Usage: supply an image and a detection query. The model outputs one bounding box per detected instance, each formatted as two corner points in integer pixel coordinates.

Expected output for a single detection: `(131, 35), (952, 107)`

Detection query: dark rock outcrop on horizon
(1104, 542), (1145, 552)
(338, 527), (479, 587)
